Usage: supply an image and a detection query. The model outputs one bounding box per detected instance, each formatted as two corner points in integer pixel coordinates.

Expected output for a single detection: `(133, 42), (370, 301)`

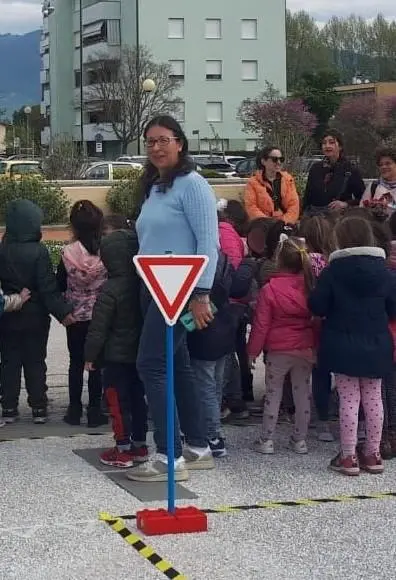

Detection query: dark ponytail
(69, 200), (103, 255)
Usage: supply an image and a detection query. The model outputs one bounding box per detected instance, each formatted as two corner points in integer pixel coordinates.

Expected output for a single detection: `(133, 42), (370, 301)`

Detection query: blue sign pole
(166, 323), (175, 513)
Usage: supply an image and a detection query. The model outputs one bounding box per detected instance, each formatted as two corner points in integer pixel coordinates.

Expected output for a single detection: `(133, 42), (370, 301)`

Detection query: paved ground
(1, 322), (396, 580)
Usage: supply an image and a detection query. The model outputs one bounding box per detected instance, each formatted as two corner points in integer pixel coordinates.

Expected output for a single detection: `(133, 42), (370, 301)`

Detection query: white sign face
(133, 255), (209, 326)
(95, 142), (103, 153)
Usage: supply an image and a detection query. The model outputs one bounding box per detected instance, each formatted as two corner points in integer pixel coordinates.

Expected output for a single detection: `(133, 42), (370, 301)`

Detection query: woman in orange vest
(244, 147), (300, 224)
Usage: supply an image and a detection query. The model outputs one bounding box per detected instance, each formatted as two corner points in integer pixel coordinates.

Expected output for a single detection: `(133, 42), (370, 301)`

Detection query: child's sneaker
(317, 421), (335, 442)
(359, 452), (384, 474)
(32, 408), (47, 424)
(289, 437), (308, 454)
(253, 438), (274, 455)
(0, 420), (5, 428)
(209, 437), (227, 458)
(2, 409), (19, 424)
(329, 452), (360, 476)
(100, 445), (148, 468)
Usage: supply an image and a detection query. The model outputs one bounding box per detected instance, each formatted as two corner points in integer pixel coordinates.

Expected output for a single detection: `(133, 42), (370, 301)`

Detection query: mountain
(0, 30), (41, 118)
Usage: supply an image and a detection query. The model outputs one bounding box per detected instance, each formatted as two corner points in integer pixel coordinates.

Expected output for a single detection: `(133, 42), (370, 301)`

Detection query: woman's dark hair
(266, 220), (297, 260)
(298, 215), (334, 256)
(140, 115), (194, 200)
(69, 200), (103, 255)
(255, 146), (282, 171)
(334, 216), (375, 249)
(102, 214), (131, 232)
(322, 129), (345, 158)
(375, 146), (396, 166)
(219, 200), (249, 236)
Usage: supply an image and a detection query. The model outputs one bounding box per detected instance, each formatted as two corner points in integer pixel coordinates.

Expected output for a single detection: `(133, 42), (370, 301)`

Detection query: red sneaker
(100, 446), (148, 468)
(329, 452), (360, 476)
(359, 452), (384, 474)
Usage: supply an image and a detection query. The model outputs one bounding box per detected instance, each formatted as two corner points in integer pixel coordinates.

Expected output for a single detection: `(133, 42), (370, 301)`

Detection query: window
(86, 164), (109, 180)
(205, 19), (221, 39)
(10, 163), (40, 177)
(169, 60), (185, 80)
(82, 21), (107, 47)
(206, 101), (223, 122)
(241, 19), (257, 39)
(75, 110), (81, 126)
(168, 18), (184, 39)
(174, 101), (185, 122)
(75, 70), (81, 88)
(245, 139), (257, 152)
(107, 20), (121, 45)
(242, 60), (258, 80)
(206, 60), (222, 80)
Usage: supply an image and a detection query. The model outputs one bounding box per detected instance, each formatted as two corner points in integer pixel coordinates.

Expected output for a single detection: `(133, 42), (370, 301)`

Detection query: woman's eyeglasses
(144, 137), (179, 149)
(268, 156), (284, 164)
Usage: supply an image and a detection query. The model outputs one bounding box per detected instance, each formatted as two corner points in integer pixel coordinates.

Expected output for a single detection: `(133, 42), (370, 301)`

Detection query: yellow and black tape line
(99, 512), (187, 580)
(117, 491), (396, 520)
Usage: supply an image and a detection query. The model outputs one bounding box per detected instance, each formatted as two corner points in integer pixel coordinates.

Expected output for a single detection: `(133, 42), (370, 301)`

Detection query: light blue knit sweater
(136, 171), (219, 290)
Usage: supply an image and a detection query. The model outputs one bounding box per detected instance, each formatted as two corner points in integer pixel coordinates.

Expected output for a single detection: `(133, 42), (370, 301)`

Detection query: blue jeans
(191, 357), (226, 440)
(136, 288), (208, 458)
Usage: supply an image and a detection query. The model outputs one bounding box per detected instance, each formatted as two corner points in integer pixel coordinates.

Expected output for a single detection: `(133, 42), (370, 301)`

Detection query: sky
(0, 0), (395, 35)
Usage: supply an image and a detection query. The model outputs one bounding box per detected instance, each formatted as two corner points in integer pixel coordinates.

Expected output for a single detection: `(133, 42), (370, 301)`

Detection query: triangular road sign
(133, 255), (209, 326)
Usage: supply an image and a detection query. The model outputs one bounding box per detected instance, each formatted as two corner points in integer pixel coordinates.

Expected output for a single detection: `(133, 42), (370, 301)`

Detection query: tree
(331, 94), (396, 176)
(238, 82), (318, 164)
(286, 11), (332, 90)
(87, 46), (182, 152)
(293, 70), (341, 142)
(5, 104), (41, 155)
(42, 137), (85, 180)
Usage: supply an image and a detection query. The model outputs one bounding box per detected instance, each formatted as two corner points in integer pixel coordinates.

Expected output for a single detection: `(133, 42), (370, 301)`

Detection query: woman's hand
(328, 200), (348, 210)
(189, 295), (213, 330)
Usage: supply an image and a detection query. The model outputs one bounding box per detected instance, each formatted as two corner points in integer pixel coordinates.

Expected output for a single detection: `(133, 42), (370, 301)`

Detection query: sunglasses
(268, 156), (284, 164)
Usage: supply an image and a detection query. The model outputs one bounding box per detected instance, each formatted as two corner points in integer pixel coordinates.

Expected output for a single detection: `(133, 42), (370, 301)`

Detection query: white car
(224, 155), (246, 169)
(82, 161), (143, 180)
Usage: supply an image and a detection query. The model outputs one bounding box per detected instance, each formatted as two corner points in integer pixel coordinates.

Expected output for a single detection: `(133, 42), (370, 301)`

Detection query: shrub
(0, 176), (70, 225)
(44, 241), (65, 268)
(113, 166), (140, 180)
(293, 172), (308, 203)
(106, 167), (143, 219)
(199, 169), (228, 179)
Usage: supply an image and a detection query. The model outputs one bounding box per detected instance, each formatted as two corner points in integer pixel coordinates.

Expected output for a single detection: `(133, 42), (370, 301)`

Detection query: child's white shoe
(289, 437), (308, 454)
(0, 420), (5, 428)
(253, 438), (274, 454)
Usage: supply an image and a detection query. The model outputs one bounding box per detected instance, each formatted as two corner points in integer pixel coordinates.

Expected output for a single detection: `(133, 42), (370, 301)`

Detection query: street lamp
(136, 78), (156, 154)
(24, 106), (32, 157)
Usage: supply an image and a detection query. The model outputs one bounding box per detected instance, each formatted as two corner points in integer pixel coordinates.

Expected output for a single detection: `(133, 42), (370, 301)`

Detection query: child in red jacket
(247, 236), (315, 454)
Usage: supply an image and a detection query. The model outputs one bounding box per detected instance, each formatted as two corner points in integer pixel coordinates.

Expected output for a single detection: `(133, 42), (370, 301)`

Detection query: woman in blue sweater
(127, 116), (219, 482)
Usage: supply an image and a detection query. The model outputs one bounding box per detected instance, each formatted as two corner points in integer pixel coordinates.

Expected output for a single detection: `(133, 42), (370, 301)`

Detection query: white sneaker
(183, 447), (215, 470)
(253, 438), (274, 455)
(289, 437), (308, 454)
(126, 457), (188, 482)
(317, 421), (335, 442)
(0, 420), (5, 428)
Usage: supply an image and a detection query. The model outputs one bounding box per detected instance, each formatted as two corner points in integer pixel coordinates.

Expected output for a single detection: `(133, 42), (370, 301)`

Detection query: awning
(82, 21), (104, 39)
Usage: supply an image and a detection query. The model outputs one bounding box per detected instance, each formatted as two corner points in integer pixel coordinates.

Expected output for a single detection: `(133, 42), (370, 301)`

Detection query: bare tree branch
(86, 46), (181, 152)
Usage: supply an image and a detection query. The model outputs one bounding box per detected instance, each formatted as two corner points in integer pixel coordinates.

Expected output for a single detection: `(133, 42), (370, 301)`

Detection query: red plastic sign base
(136, 506), (208, 536)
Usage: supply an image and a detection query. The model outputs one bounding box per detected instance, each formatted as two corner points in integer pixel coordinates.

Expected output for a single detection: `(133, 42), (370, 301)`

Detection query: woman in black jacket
(303, 130), (365, 215)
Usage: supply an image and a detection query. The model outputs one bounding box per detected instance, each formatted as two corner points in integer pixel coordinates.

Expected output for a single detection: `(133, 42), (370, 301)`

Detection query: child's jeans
(191, 357), (226, 440)
(335, 374), (383, 456)
(103, 362), (148, 449)
(262, 352), (312, 441)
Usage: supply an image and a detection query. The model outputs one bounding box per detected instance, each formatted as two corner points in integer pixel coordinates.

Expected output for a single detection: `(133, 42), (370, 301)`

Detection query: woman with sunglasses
(244, 146), (300, 225)
(303, 130), (365, 216)
(127, 115), (219, 483)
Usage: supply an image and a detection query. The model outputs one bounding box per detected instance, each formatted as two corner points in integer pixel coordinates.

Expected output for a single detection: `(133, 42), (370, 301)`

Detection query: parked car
(116, 155), (146, 165)
(82, 161), (142, 180)
(0, 159), (42, 179)
(223, 155), (246, 168)
(196, 161), (237, 178)
(234, 157), (256, 178)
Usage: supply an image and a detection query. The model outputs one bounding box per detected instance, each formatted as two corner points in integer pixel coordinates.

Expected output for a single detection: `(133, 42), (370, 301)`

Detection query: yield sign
(133, 255), (209, 326)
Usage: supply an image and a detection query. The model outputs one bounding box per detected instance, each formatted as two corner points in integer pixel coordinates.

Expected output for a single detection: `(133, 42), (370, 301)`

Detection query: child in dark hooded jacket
(0, 199), (73, 424)
(84, 229), (147, 468)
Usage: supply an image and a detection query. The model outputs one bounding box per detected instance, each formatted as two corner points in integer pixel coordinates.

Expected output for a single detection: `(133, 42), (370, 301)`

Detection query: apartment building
(40, 0), (287, 157)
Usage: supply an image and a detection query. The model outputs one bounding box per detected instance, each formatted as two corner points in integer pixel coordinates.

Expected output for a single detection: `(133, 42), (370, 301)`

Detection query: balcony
(42, 53), (50, 70)
(40, 70), (49, 84)
(41, 127), (51, 147)
(43, 89), (51, 106)
(76, 123), (119, 142)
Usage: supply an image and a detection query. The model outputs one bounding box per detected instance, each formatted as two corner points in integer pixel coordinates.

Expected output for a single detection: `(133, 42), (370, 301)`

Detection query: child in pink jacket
(217, 198), (248, 268)
(247, 236), (316, 455)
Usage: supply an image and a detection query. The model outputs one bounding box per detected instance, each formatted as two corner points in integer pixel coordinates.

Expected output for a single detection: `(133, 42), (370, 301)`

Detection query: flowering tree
(331, 94), (396, 176)
(238, 83), (318, 164)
